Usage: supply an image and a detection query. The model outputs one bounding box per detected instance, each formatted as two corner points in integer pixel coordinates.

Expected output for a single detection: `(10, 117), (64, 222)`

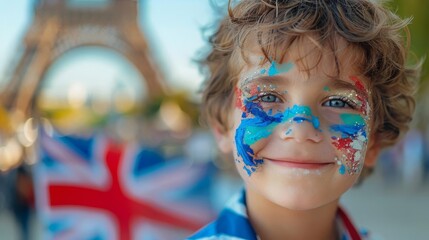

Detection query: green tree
(390, 0), (429, 129)
(391, 0), (429, 85)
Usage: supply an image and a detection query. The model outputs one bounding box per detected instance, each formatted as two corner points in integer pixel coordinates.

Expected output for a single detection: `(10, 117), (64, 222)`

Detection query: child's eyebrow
(240, 75), (284, 88)
(330, 78), (367, 95)
(240, 76), (368, 96)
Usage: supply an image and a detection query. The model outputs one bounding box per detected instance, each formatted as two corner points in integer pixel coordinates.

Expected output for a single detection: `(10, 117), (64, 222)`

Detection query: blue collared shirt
(188, 190), (371, 240)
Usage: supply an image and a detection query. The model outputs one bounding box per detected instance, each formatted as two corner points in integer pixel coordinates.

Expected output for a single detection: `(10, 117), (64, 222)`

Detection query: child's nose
(279, 116), (322, 143)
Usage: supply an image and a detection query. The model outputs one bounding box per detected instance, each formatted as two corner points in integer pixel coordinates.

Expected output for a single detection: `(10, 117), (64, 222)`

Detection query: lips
(264, 158), (334, 169)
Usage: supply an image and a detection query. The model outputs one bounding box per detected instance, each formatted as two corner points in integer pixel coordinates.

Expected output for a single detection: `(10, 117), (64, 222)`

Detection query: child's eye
(256, 93), (281, 103)
(322, 97), (356, 109)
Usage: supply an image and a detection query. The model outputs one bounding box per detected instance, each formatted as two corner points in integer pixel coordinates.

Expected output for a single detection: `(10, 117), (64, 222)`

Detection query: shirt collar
(190, 189), (364, 240)
(222, 190), (363, 240)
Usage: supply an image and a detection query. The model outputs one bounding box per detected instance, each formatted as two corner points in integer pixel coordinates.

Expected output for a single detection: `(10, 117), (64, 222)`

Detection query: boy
(190, 0), (420, 239)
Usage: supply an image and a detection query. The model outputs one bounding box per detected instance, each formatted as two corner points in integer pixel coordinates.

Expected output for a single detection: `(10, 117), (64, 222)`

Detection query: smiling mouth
(265, 158), (334, 169)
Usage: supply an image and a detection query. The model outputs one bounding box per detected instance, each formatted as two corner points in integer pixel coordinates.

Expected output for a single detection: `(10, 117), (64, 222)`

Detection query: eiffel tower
(0, 0), (167, 170)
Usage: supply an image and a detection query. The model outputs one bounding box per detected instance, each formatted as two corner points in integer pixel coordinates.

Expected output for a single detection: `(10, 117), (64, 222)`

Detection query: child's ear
(364, 137), (381, 167)
(211, 121), (233, 154)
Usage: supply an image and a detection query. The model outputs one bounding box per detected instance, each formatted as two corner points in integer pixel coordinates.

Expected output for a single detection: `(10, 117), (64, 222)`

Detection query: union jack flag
(35, 127), (216, 240)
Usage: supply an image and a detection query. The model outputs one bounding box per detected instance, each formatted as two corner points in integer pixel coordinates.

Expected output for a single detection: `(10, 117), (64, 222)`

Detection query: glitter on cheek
(330, 113), (368, 175)
(349, 76), (371, 117)
(334, 157), (346, 175)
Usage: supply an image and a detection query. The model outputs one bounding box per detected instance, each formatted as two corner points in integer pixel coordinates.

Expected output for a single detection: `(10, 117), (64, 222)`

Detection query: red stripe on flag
(48, 139), (203, 240)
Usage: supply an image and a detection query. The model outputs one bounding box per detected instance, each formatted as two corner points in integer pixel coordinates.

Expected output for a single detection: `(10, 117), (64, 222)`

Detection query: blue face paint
(313, 117), (320, 129)
(339, 164), (346, 175)
(235, 100), (321, 175)
(293, 116), (309, 123)
(284, 105), (320, 130)
(330, 114), (367, 139)
(235, 125), (264, 175)
(330, 113), (368, 175)
(235, 101), (282, 175)
(267, 61), (294, 76)
(340, 113), (365, 126)
(330, 124), (366, 138)
(292, 116), (320, 129)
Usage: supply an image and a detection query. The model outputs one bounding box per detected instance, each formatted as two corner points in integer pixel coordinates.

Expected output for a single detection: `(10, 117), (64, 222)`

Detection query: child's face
(215, 40), (380, 210)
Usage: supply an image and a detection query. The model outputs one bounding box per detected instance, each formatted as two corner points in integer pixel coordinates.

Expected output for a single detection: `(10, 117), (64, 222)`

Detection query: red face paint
(235, 87), (245, 111)
(350, 76), (369, 116)
(332, 136), (361, 174)
(248, 84), (260, 96)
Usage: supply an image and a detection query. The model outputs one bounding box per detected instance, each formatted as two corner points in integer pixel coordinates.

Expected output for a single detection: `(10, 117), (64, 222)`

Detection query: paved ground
(0, 209), (42, 240)
(0, 171), (428, 240)
(341, 172), (429, 240)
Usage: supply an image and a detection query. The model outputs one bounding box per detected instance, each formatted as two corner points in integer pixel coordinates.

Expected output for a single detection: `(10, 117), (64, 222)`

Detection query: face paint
(234, 101), (278, 175)
(241, 61), (294, 90)
(329, 76), (371, 175)
(242, 60), (293, 79)
(235, 87), (245, 111)
(339, 164), (346, 175)
(330, 113), (367, 174)
(350, 76), (371, 117)
(235, 60), (320, 175)
(267, 61), (294, 76)
(234, 94), (321, 175)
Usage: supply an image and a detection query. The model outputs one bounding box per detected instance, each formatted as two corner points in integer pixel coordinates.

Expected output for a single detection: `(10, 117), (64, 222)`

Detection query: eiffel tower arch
(0, 0), (167, 169)
(1, 0), (166, 119)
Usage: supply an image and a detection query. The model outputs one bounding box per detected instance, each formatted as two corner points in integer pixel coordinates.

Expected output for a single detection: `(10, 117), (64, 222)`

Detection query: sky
(0, 0), (224, 100)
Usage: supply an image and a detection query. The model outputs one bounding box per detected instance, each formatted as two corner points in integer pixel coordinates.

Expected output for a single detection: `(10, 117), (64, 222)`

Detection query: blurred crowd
(1, 165), (35, 240)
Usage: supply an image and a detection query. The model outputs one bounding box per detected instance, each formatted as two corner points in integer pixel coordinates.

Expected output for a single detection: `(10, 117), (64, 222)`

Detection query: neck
(246, 188), (339, 240)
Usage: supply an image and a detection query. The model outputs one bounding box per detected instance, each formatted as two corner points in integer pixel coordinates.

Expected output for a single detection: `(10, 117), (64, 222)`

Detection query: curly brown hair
(200, 0), (420, 155)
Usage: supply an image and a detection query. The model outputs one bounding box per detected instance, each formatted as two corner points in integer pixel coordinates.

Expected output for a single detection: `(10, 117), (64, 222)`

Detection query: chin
(277, 198), (332, 211)
(251, 178), (351, 212)
(266, 188), (334, 211)
(241, 162), (359, 212)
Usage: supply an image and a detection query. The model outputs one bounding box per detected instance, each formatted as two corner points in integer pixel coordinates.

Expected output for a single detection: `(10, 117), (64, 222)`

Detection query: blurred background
(0, 0), (428, 239)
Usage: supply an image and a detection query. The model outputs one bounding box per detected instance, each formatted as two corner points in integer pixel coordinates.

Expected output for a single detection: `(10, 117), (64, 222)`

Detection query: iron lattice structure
(0, 0), (167, 169)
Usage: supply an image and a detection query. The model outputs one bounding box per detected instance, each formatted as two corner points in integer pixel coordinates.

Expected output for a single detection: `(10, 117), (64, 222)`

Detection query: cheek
(241, 123), (276, 146)
(331, 132), (368, 175)
(233, 115), (277, 175)
(321, 109), (342, 123)
(327, 113), (369, 175)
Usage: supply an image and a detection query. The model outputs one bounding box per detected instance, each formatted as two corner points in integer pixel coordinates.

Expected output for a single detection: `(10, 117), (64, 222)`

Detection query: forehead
(237, 36), (365, 84)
